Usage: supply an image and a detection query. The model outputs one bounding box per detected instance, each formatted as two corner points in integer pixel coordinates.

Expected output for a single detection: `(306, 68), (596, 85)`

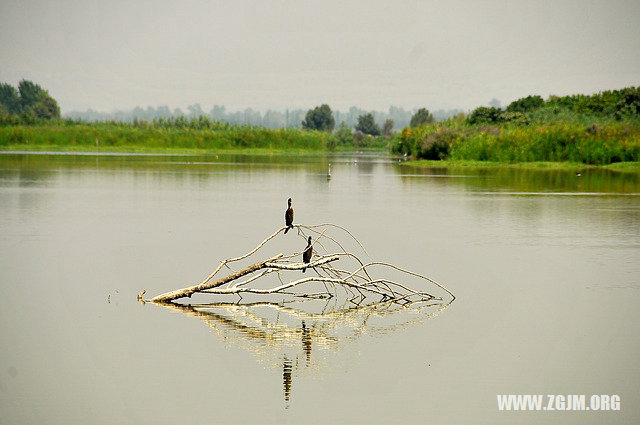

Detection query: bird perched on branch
(284, 197), (294, 234)
(302, 236), (312, 273)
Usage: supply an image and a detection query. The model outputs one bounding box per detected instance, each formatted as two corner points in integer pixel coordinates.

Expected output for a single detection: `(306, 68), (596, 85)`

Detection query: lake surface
(1, 152), (639, 424)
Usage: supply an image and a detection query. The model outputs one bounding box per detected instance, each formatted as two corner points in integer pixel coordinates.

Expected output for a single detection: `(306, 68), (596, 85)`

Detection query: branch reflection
(153, 296), (451, 405)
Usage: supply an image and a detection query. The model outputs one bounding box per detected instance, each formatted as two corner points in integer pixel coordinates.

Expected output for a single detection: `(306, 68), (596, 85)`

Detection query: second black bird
(302, 236), (312, 273)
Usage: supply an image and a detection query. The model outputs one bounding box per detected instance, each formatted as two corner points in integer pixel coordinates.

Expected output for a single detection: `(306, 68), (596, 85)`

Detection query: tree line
(64, 103), (461, 130)
(302, 104), (435, 134)
(466, 87), (640, 125)
(0, 80), (61, 121)
(1, 79), (464, 135)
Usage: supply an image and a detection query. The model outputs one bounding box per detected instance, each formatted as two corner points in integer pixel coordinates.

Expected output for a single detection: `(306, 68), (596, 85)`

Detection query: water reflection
(153, 298), (450, 404)
(0, 151), (368, 190)
(0, 151), (336, 174)
(398, 163), (640, 194)
(3, 152), (638, 194)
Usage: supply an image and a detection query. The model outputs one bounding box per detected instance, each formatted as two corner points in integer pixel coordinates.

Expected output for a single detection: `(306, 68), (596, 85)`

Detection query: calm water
(1, 152), (639, 424)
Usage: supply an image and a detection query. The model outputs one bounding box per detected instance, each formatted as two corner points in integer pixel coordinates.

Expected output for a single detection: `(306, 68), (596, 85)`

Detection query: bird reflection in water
(282, 321), (313, 406)
(283, 356), (293, 407)
(153, 296), (451, 405)
(301, 320), (312, 366)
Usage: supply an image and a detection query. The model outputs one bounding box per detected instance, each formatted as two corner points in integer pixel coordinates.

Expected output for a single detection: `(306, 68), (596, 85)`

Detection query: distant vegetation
(393, 87), (640, 165)
(2, 80), (639, 164)
(64, 102), (462, 130)
(0, 80), (420, 152)
(0, 121), (333, 152)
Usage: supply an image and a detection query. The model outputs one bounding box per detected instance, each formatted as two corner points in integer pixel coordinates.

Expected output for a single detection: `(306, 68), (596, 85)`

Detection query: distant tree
(302, 104), (335, 131)
(0, 83), (21, 114)
(346, 106), (365, 128)
(18, 80), (43, 108)
(488, 98), (502, 108)
(0, 80), (61, 120)
(244, 107), (262, 126)
(19, 80), (57, 118)
(614, 86), (640, 119)
(388, 105), (413, 128)
(506, 95), (544, 113)
(29, 96), (61, 119)
(209, 105), (226, 121)
(187, 103), (204, 118)
(466, 106), (503, 125)
(355, 113), (380, 136)
(263, 109), (285, 128)
(382, 118), (394, 136)
(288, 109), (305, 129)
(431, 109), (465, 121)
(156, 105), (172, 118)
(17, 80), (60, 119)
(131, 106), (145, 121)
(409, 108), (434, 127)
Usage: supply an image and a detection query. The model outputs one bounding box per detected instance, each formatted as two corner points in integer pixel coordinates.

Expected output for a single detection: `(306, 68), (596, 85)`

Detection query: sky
(1, 0), (639, 113)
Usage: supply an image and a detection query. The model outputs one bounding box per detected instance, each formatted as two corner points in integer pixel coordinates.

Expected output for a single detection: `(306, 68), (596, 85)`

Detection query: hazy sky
(1, 0), (639, 113)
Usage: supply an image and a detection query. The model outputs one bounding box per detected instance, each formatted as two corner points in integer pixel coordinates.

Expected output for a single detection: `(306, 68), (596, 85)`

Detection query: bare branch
(148, 224), (454, 308)
(152, 254), (283, 302)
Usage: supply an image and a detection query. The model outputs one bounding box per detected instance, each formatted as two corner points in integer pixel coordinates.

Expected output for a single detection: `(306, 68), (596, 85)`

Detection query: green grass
(393, 121), (640, 165)
(0, 123), (333, 152)
(0, 122), (390, 153)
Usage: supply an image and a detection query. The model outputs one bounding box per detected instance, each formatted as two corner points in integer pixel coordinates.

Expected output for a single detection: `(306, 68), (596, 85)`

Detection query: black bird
(284, 198), (294, 234)
(302, 236), (312, 273)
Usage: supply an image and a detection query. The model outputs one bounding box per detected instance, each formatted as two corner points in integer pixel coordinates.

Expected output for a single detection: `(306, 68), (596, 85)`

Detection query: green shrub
(417, 128), (458, 160)
(506, 95), (544, 113)
(500, 111), (529, 125)
(467, 107), (503, 125)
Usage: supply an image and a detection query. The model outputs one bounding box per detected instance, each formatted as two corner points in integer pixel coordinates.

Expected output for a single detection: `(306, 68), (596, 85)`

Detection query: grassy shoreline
(0, 124), (331, 152)
(2, 121), (639, 174)
(0, 123), (391, 154)
(402, 159), (640, 173)
(392, 120), (640, 165)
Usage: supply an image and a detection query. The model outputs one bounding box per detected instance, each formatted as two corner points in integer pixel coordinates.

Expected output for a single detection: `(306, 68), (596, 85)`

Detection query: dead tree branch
(149, 224), (454, 307)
